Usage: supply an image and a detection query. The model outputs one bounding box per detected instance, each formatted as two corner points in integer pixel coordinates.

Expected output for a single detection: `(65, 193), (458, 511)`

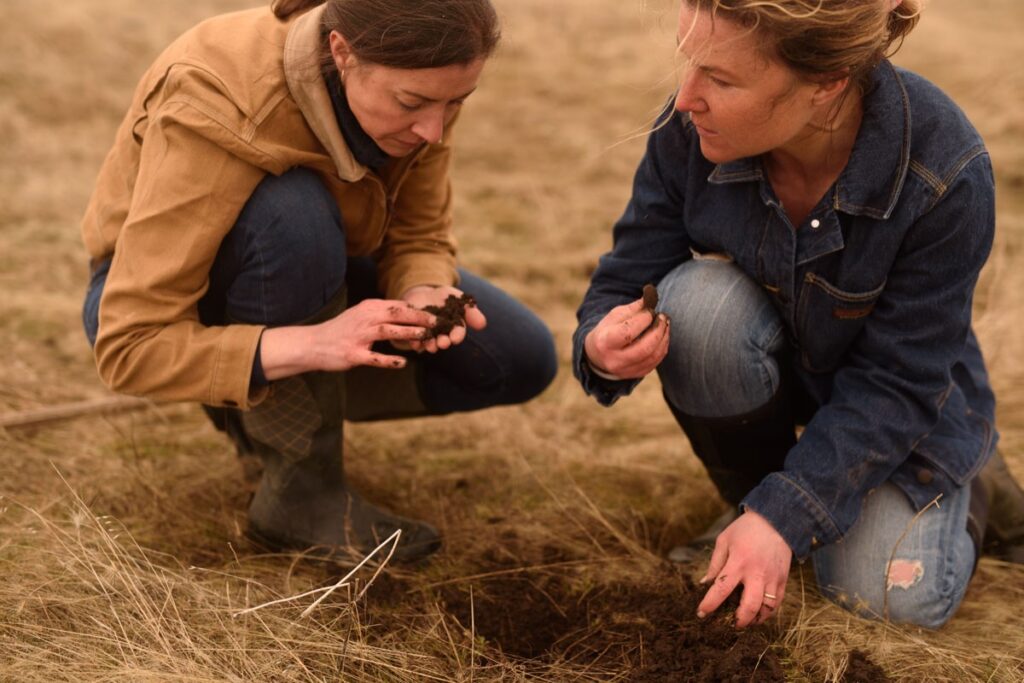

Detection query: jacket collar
(283, 5), (367, 182)
(707, 60), (911, 220)
(325, 70), (391, 172)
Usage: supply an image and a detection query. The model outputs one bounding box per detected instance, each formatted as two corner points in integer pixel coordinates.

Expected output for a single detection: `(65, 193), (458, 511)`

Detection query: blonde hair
(686, 0), (922, 91)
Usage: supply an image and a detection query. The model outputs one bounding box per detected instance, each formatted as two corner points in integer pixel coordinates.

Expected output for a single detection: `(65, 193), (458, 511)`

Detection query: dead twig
(0, 395), (154, 430)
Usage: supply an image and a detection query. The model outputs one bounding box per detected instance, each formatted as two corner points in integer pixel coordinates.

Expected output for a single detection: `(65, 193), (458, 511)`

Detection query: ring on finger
(763, 592), (777, 601)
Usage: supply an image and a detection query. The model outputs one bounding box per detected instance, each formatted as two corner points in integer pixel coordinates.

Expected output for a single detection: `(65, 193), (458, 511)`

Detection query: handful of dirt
(420, 293), (476, 339)
(642, 283), (659, 311)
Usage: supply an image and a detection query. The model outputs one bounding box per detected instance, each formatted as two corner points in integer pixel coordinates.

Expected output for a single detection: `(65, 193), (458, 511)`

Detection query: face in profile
(329, 32), (485, 157)
(673, 5), (832, 164)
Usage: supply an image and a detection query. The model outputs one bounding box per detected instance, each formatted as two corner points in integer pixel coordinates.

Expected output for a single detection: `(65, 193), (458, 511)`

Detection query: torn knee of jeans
(886, 558), (925, 590)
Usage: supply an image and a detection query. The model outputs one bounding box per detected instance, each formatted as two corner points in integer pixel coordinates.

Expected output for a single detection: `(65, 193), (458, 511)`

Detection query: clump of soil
(440, 563), (786, 682)
(840, 649), (890, 682)
(642, 283), (659, 311)
(420, 293), (476, 338)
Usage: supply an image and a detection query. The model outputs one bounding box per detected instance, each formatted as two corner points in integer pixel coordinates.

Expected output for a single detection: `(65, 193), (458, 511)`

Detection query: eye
(397, 98), (423, 111)
(447, 98), (467, 109)
(708, 74), (731, 87)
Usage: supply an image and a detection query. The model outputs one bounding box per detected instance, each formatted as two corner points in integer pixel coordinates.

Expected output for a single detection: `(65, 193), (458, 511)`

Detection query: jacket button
(916, 468), (934, 485)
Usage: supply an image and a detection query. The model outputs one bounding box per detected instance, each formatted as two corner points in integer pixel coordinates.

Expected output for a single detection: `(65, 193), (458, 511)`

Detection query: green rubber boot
(238, 288), (441, 564)
(979, 451), (1024, 564)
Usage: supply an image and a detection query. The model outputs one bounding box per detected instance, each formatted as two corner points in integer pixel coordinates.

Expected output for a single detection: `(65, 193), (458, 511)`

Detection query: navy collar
(324, 70), (391, 173)
(707, 60), (911, 220)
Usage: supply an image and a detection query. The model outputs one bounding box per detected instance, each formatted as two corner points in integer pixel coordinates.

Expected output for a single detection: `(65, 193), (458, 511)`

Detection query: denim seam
(756, 324), (786, 398)
(929, 484), (970, 626)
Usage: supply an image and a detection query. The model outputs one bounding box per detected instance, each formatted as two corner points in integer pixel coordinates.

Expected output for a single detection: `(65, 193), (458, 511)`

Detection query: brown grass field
(2, 0), (1023, 680)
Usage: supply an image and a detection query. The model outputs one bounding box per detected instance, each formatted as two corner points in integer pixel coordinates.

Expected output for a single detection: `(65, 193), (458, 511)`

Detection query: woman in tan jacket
(81, 0), (557, 562)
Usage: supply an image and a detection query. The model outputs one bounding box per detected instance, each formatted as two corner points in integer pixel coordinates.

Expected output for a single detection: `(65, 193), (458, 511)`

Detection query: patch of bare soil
(434, 533), (785, 681)
(840, 649), (891, 683)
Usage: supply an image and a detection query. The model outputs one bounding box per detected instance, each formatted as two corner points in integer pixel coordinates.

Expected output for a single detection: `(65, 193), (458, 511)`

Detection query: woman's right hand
(259, 299), (436, 380)
(583, 298), (670, 379)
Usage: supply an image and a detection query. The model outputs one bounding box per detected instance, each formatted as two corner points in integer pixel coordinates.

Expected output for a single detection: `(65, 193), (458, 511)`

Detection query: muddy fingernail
(697, 610), (706, 619)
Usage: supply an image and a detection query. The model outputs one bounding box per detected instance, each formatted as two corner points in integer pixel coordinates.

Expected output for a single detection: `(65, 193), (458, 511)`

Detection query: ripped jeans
(655, 258), (976, 628)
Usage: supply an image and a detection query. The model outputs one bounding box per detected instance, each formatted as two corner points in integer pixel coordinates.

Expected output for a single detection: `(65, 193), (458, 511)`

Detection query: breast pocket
(796, 273), (886, 373)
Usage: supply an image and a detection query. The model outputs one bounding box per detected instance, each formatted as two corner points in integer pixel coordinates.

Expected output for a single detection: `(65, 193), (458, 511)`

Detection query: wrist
(584, 349), (625, 381)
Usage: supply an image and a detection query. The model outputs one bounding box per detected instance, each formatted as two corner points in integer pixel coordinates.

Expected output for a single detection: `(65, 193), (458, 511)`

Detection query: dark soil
(420, 293), (477, 338)
(441, 562), (786, 682)
(840, 649), (891, 682)
(642, 283), (659, 312)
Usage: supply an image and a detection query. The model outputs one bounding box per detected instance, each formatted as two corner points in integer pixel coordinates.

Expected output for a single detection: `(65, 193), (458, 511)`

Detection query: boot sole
(245, 524), (441, 565)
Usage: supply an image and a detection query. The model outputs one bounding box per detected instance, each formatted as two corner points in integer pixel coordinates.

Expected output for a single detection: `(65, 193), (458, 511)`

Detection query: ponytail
(271, 0), (325, 19)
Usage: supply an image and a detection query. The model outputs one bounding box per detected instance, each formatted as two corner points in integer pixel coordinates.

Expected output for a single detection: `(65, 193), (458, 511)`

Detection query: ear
(811, 73), (850, 107)
(328, 30), (355, 74)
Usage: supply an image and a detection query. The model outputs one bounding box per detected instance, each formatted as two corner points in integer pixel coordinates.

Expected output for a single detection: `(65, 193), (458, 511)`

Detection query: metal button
(810, 219), (821, 229)
(916, 468), (934, 485)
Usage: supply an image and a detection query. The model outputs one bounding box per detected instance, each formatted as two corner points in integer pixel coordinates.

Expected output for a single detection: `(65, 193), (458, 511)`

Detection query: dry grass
(2, 0), (1023, 680)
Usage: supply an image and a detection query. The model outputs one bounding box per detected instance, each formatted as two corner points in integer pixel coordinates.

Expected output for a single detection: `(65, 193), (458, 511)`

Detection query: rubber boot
(665, 386), (796, 563)
(240, 290), (441, 564)
(202, 405), (263, 492)
(978, 450), (1024, 564)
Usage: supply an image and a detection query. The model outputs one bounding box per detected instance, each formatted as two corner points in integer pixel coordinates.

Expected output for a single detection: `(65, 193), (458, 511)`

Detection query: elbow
(93, 328), (148, 397)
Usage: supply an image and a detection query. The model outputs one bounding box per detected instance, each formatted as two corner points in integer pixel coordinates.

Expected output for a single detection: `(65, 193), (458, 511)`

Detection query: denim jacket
(573, 61), (998, 559)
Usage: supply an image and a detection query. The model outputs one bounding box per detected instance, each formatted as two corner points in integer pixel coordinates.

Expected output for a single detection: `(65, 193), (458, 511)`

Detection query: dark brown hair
(271, 0), (500, 69)
(686, 0), (921, 92)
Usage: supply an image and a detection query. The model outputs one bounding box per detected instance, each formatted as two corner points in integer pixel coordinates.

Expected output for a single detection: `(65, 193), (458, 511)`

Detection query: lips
(692, 121), (717, 137)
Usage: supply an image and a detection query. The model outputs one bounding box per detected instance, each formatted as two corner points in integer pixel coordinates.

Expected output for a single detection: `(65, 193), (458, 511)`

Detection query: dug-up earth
(2, 0), (1023, 681)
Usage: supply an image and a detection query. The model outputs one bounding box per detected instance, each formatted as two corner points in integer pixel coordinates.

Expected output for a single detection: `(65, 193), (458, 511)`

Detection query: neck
(767, 92), (864, 184)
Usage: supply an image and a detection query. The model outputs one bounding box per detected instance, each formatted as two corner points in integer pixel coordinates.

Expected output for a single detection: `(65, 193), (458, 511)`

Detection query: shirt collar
(707, 60), (911, 220)
(325, 70), (391, 173)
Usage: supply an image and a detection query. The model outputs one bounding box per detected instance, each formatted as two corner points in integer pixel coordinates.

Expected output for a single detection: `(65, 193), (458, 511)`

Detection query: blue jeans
(83, 167), (557, 416)
(655, 258), (975, 628)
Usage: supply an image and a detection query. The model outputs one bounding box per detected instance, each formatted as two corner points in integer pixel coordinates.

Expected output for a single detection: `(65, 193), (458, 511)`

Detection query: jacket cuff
(210, 324), (267, 410)
(740, 472), (843, 560)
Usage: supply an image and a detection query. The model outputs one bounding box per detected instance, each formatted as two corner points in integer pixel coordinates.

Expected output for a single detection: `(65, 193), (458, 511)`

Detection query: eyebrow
(399, 87), (478, 103)
(697, 63), (742, 81)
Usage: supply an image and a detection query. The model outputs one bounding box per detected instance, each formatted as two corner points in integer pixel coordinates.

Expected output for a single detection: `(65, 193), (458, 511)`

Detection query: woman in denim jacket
(574, 0), (1024, 628)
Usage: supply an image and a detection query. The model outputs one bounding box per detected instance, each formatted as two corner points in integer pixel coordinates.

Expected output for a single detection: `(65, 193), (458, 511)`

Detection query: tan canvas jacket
(81, 5), (459, 409)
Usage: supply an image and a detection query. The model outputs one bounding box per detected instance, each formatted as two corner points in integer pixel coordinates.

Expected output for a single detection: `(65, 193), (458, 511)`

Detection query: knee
(818, 562), (963, 629)
(814, 482), (976, 629)
(224, 168), (346, 324)
(239, 167), (346, 275)
(506, 322), (558, 403)
(655, 259), (785, 417)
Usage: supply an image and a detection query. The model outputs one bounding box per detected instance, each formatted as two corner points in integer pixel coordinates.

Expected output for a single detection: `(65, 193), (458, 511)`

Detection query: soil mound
(441, 563), (785, 682)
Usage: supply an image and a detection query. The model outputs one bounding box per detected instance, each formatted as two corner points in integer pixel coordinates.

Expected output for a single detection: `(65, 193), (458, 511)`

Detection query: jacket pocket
(796, 273), (886, 373)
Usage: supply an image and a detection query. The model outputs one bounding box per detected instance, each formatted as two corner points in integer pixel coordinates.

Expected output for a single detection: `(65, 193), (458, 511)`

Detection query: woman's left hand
(697, 510), (792, 628)
(400, 285), (487, 353)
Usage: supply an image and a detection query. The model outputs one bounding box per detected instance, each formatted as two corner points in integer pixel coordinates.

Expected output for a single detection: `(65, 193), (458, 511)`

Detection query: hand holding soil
(583, 284), (669, 379)
(400, 285), (486, 353)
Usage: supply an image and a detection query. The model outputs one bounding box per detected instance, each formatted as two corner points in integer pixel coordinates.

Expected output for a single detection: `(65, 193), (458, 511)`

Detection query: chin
(381, 140), (420, 157)
(698, 140), (741, 165)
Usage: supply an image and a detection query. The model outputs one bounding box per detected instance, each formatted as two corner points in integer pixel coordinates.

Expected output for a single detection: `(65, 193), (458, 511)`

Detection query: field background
(2, 0), (1023, 680)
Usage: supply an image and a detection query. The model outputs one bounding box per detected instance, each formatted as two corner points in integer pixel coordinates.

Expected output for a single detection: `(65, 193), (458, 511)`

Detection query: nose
(411, 108), (446, 145)
(674, 70), (706, 114)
